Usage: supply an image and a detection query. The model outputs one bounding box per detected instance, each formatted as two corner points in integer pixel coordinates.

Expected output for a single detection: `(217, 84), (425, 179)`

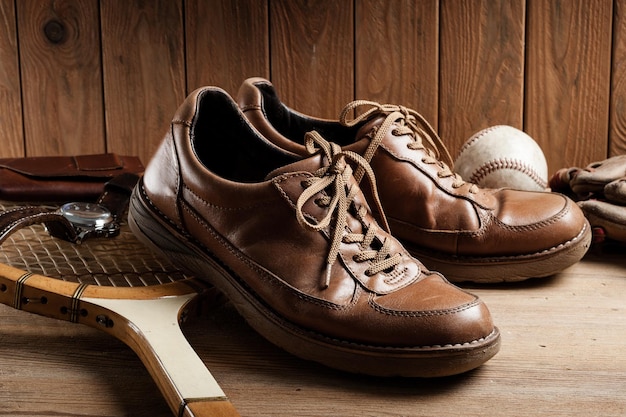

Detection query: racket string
(0, 202), (192, 287)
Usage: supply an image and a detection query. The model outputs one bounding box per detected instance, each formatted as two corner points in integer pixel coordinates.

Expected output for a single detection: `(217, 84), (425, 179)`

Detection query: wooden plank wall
(0, 0), (622, 176)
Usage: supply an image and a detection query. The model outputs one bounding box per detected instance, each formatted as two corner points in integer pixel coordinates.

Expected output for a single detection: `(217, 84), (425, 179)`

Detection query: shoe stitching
(142, 164), (414, 312)
(138, 127), (498, 348)
(488, 199), (569, 233)
(138, 177), (355, 312)
(271, 171), (316, 213)
(382, 265), (410, 285)
(165, 198), (361, 313)
(183, 183), (276, 212)
(138, 183), (194, 241)
(388, 191), (572, 237)
(138, 174), (498, 351)
(377, 140), (476, 195)
(146, 178), (499, 348)
(339, 100), (477, 193)
(405, 221), (589, 263)
(368, 291), (483, 318)
(172, 118), (192, 127)
(287, 323), (499, 351)
(180, 189), (499, 348)
(178, 198), (355, 310)
(239, 103), (262, 112)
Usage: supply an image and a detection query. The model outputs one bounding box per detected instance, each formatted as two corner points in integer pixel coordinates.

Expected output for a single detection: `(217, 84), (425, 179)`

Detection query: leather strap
(0, 173), (139, 245)
(0, 207), (77, 245)
(96, 172), (139, 220)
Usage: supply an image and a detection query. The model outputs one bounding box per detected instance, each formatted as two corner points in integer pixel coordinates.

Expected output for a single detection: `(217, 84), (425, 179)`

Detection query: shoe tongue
(266, 114), (388, 181)
(354, 115), (386, 142)
(264, 153), (326, 180)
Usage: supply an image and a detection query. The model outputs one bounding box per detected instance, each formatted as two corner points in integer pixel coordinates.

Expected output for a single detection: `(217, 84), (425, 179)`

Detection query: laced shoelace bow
(339, 100), (477, 193)
(295, 131), (402, 289)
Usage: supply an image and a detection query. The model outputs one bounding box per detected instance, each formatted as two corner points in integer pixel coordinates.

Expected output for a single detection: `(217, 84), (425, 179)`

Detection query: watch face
(59, 202), (114, 229)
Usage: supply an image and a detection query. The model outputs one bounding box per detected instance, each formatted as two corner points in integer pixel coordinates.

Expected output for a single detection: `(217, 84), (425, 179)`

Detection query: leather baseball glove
(550, 155), (626, 243)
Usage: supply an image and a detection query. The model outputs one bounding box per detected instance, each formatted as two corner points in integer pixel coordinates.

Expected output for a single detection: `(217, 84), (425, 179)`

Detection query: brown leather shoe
(128, 86), (500, 377)
(238, 77), (591, 283)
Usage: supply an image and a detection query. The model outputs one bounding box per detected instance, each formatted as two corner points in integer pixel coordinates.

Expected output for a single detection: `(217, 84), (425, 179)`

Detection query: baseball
(454, 125), (549, 192)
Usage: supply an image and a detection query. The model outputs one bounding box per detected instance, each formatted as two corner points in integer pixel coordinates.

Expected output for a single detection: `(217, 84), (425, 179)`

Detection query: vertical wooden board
(185, 0), (269, 97)
(0, 0), (23, 157)
(525, 0), (612, 174)
(101, 0), (185, 164)
(439, 0), (525, 157)
(16, 0), (104, 156)
(610, 0), (626, 157)
(355, 0), (439, 127)
(270, 0), (354, 119)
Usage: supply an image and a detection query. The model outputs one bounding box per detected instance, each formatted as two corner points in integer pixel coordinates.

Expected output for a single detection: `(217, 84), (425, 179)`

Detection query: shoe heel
(128, 183), (234, 290)
(127, 183), (198, 263)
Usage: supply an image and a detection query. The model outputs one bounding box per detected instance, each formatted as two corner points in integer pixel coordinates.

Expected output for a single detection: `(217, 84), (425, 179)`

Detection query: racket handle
(0, 247), (241, 415)
(182, 401), (241, 417)
(85, 294), (241, 417)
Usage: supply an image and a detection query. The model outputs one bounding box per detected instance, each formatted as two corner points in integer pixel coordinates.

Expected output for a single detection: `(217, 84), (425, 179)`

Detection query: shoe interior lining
(191, 89), (298, 183)
(256, 83), (363, 147)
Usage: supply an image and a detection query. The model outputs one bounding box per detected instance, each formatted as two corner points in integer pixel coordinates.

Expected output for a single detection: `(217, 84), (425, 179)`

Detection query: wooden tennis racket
(0, 201), (240, 417)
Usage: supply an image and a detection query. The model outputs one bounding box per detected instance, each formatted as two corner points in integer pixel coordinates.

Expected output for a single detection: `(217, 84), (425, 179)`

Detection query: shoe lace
(295, 131), (402, 289)
(339, 100), (477, 193)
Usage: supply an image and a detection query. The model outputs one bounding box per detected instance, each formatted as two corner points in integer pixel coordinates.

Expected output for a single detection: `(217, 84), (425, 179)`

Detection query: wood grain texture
(611, 0), (626, 157)
(185, 0), (269, 98)
(0, 0), (23, 157)
(0, 0), (622, 176)
(16, 0), (104, 156)
(100, 0), (186, 165)
(2, 251), (626, 416)
(355, 0), (439, 127)
(269, 0), (354, 119)
(525, 0), (613, 174)
(439, 0), (526, 158)
(0, 311), (171, 417)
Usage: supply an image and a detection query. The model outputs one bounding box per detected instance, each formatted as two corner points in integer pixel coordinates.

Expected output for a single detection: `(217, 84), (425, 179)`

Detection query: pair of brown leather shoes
(128, 78), (588, 378)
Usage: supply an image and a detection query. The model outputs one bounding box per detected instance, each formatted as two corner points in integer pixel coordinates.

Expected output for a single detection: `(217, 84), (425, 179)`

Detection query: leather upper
(238, 77), (589, 259)
(140, 86), (496, 347)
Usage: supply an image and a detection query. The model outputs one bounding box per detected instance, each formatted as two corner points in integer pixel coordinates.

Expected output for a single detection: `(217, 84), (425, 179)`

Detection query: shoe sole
(403, 221), (592, 284)
(128, 182), (501, 377)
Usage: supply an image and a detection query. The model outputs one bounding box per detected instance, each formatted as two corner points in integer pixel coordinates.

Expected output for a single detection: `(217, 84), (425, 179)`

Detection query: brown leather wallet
(0, 153), (144, 202)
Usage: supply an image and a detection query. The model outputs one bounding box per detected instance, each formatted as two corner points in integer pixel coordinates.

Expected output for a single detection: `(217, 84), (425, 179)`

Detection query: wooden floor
(1, 246), (626, 417)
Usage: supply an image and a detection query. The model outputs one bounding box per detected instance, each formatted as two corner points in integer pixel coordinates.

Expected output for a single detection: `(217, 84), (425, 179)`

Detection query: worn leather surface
(138, 86), (497, 351)
(571, 155), (626, 197)
(238, 77), (590, 281)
